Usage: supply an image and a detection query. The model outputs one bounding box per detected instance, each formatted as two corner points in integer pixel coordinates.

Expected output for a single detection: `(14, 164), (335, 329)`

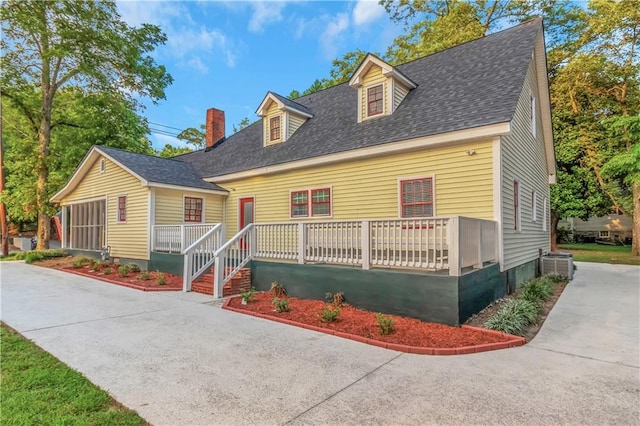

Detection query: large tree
(1, 0), (172, 248)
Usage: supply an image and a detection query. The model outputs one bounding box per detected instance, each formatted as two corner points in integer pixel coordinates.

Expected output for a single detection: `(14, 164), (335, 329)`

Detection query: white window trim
(116, 194), (127, 224)
(100, 158), (106, 174)
(600, 230), (609, 238)
(182, 194), (206, 224)
(365, 83), (385, 119)
(530, 93), (536, 137)
(289, 186), (333, 219)
(397, 175), (437, 218)
(513, 179), (521, 232)
(532, 190), (538, 222)
(265, 113), (284, 146)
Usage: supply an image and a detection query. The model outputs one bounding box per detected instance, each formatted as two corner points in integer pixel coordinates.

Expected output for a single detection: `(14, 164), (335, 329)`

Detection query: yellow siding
(154, 188), (224, 224)
(263, 101), (283, 146)
(288, 113), (306, 138)
(393, 81), (410, 111)
(221, 140), (494, 237)
(361, 65), (387, 121)
(60, 156), (149, 260)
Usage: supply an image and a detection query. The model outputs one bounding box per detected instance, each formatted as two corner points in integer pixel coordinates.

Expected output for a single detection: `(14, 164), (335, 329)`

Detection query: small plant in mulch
(270, 282), (287, 298)
(320, 305), (341, 323)
(376, 313), (395, 335)
(325, 292), (345, 307)
(126, 263), (141, 273)
(483, 299), (539, 336)
(72, 257), (92, 269)
(272, 297), (291, 313)
(102, 267), (113, 275)
(156, 271), (167, 286)
(240, 287), (257, 305)
(92, 261), (102, 271)
(137, 270), (150, 281)
(117, 265), (129, 277)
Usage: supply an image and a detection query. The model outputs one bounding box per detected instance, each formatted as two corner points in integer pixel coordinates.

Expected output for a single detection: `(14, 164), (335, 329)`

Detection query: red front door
(239, 197), (254, 248)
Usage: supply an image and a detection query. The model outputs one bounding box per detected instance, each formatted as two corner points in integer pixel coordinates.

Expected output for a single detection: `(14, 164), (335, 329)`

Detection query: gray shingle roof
(182, 19), (543, 179)
(267, 92), (313, 116)
(97, 146), (226, 192)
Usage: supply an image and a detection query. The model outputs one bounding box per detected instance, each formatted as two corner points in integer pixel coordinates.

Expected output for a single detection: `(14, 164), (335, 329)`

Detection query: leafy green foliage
(13, 249), (65, 261)
(520, 276), (555, 305)
(320, 305), (341, 323)
(272, 297), (291, 313)
(156, 272), (166, 286)
(483, 299), (540, 336)
(72, 257), (92, 269)
(376, 313), (395, 335)
(232, 117), (251, 134)
(240, 287), (257, 304)
(126, 263), (141, 273)
(118, 265), (130, 277)
(176, 125), (206, 150)
(137, 270), (150, 281)
(156, 144), (192, 158)
(1, 324), (145, 425)
(102, 268), (113, 275)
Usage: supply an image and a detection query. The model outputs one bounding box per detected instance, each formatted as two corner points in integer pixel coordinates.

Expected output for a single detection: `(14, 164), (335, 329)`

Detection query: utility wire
(148, 121), (184, 132)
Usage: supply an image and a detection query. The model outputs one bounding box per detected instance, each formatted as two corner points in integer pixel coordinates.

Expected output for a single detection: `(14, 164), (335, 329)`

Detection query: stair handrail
(183, 223), (225, 292)
(212, 223), (256, 298)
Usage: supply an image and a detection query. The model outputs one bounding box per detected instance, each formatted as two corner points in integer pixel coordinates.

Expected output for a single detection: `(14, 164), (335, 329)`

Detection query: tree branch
(0, 92), (39, 134)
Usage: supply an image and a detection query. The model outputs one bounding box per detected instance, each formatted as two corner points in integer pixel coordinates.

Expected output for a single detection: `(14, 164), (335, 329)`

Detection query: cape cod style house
(51, 19), (554, 325)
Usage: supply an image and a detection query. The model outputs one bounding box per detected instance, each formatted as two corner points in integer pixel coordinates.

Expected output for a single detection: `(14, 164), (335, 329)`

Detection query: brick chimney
(205, 107), (225, 150)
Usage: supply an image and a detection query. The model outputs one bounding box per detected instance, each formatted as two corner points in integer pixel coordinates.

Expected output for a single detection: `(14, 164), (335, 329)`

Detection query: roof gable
(256, 92), (313, 118)
(349, 54), (417, 89)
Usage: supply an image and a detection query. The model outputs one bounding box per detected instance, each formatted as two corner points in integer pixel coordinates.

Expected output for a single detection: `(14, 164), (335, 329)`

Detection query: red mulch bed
(227, 293), (513, 348)
(58, 264), (182, 291)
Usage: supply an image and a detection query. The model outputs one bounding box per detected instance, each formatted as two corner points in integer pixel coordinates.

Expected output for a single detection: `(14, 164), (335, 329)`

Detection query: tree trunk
(632, 182), (639, 257)
(35, 99), (52, 250)
(550, 210), (560, 252)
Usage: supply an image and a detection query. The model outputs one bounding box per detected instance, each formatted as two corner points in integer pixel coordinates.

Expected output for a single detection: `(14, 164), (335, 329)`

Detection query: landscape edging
(57, 268), (182, 292)
(222, 298), (526, 355)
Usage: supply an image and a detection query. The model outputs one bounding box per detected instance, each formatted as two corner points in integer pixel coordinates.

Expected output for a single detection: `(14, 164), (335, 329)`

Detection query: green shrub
(102, 267), (113, 275)
(240, 287), (257, 304)
(24, 252), (44, 264)
(72, 259), (85, 269)
(320, 305), (341, 323)
(272, 297), (290, 313)
(126, 263), (141, 273)
(156, 271), (166, 285)
(137, 270), (150, 281)
(376, 313), (394, 335)
(92, 261), (102, 270)
(520, 276), (554, 305)
(118, 265), (129, 277)
(483, 299), (540, 336)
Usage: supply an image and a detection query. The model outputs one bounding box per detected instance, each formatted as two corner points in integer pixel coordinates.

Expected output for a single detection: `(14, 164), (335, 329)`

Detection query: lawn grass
(0, 323), (147, 426)
(558, 243), (640, 266)
(0, 253), (20, 261)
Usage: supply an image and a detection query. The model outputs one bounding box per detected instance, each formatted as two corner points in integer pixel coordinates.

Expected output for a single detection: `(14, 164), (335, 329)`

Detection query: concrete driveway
(1, 261), (638, 425)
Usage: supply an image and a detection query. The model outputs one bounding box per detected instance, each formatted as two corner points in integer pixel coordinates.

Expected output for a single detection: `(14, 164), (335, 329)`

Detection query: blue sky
(116, 1), (405, 149)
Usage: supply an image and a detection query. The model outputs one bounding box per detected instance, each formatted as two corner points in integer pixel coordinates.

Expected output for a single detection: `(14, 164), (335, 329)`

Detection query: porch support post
(448, 216), (461, 276)
(297, 223), (305, 264)
(180, 225), (186, 254)
(213, 254), (225, 298)
(61, 206), (68, 249)
(361, 220), (370, 270)
(250, 224), (257, 258)
(475, 221), (483, 269)
(183, 253), (192, 292)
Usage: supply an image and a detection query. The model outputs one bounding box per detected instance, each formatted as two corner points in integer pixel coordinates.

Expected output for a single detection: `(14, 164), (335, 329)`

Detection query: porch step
(191, 267), (251, 297)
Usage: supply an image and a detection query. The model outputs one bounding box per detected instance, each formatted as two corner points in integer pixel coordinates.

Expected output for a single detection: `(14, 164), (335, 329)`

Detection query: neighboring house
(51, 19), (555, 325)
(560, 214), (633, 243)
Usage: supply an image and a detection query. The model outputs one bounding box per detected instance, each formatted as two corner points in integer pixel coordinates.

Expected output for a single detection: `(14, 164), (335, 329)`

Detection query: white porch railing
(206, 217), (499, 297)
(183, 223), (225, 291)
(212, 224), (256, 298)
(152, 223), (219, 253)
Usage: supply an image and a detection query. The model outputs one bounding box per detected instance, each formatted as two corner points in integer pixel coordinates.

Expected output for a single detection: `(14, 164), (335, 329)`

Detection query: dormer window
(257, 92), (313, 147)
(367, 85), (384, 117)
(349, 53), (417, 123)
(270, 116), (281, 141)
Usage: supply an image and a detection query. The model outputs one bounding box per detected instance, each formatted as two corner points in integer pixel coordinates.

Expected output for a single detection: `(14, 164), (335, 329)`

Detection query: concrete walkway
(1, 261), (638, 425)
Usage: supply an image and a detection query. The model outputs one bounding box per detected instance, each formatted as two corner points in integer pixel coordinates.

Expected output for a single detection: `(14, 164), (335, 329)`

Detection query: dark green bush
(16, 249), (66, 262)
(520, 276), (554, 305)
(24, 252), (44, 264)
(483, 299), (539, 336)
(118, 265), (129, 277)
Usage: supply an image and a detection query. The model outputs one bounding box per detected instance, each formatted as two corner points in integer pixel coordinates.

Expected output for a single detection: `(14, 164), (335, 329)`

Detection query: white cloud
(116, 1), (237, 73)
(352, 0), (386, 27)
(320, 13), (350, 59)
(248, 1), (285, 33)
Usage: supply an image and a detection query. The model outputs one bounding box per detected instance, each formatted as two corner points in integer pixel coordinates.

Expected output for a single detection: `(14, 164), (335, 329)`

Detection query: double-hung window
(400, 178), (434, 217)
(270, 116), (281, 141)
(291, 188), (331, 218)
(367, 85), (383, 117)
(184, 197), (203, 222)
(117, 196), (127, 223)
